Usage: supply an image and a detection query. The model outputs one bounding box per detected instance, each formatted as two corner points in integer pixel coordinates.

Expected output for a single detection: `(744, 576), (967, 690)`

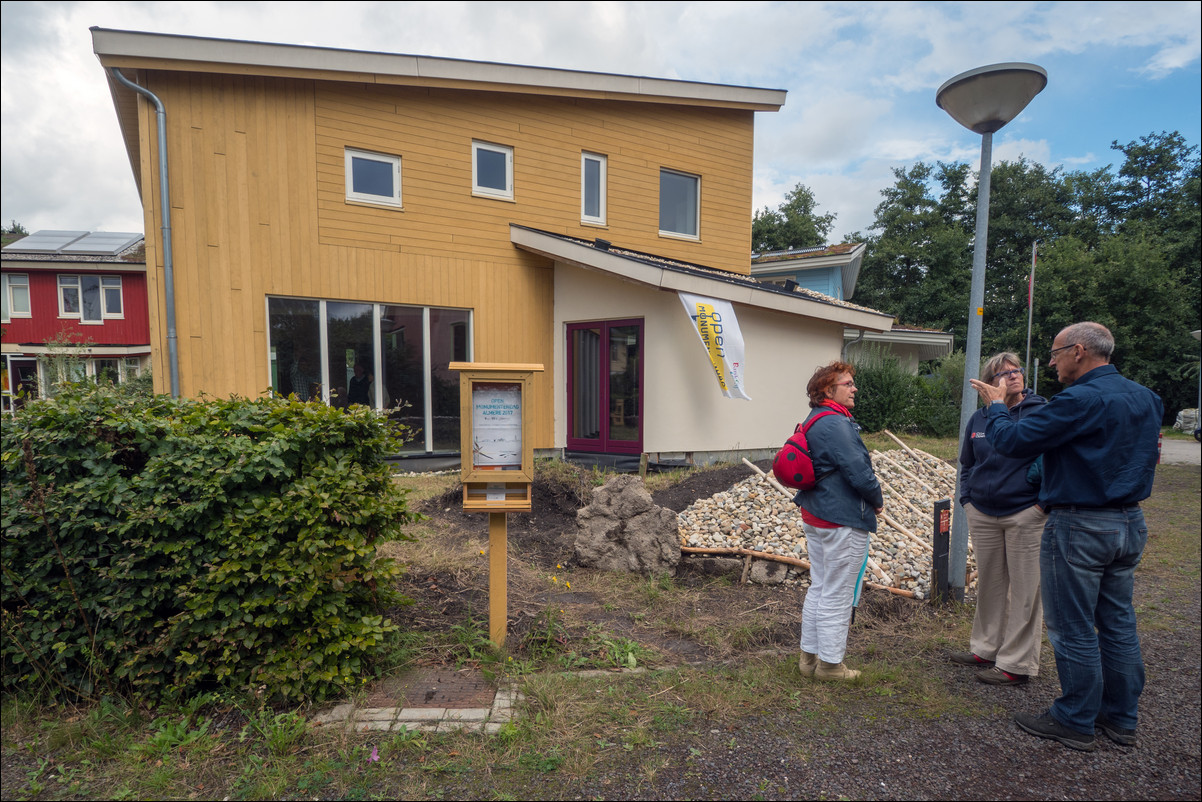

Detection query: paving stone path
(311, 666), (647, 735)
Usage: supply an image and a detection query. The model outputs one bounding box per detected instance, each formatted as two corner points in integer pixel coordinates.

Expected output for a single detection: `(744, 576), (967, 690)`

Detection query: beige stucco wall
(553, 264), (845, 458)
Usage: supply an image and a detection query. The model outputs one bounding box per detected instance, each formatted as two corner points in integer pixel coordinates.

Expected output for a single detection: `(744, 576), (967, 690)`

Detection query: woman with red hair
(794, 361), (884, 681)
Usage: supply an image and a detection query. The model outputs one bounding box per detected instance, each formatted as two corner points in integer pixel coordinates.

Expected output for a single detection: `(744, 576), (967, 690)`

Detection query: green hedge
(851, 348), (965, 437)
(1, 385), (415, 703)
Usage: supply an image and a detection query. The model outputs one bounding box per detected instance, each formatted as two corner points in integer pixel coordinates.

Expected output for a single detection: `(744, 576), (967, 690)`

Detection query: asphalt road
(1160, 437), (1201, 465)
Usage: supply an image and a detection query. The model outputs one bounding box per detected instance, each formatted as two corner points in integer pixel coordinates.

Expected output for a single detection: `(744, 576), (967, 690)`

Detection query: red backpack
(772, 410), (837, 490)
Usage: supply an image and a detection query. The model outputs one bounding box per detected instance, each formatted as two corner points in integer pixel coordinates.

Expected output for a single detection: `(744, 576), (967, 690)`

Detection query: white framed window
(581, 152), (607, 225)
(2, 273), (31, 322)
(659, 168), (700, 239)
(472, 140), (514, 200)
(345, 148), (402, 207)
(58, 275), (123, 324)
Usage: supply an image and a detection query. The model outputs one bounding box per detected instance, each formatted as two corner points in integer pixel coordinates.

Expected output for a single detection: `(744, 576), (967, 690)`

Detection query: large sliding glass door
(268, 297), (470, 454)
(566, 319), (642, 454)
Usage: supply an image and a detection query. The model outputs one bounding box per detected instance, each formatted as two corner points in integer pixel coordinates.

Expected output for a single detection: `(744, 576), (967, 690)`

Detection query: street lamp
(937, 63), (1047, 601)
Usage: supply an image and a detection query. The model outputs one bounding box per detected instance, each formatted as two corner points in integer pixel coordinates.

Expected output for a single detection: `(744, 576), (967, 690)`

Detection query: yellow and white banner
(678, 292), (751, 400)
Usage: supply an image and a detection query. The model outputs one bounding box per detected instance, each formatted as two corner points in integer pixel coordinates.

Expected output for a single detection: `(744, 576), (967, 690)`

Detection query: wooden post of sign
(449, 362), (544, 648)
(488, 512), (507, 645)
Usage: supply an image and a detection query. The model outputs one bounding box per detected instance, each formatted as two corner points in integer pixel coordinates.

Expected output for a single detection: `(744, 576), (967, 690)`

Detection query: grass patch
(860, 432), (958, 462)
(1160, 425), (1198, 440)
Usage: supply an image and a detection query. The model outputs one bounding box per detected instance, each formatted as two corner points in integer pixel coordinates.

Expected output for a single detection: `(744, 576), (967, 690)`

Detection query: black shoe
(1015, 711), (1096, 751)
(949, 651), (994, 667)
(976, 666), (1028, 686)
(1095, 715), (1137, 746)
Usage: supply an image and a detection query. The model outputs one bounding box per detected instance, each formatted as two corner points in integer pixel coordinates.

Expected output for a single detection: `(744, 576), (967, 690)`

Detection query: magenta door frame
(565, 318), (643, 454)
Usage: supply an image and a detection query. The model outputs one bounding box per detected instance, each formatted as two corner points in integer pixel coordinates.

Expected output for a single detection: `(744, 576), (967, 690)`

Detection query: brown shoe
(815, 660), (861, 681)
(798, 651), (818, 677)
(976, 666), (1028, 686)
(949, 651), (995, 667)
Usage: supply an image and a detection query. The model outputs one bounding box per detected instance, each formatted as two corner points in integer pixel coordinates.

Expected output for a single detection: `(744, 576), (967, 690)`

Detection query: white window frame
(581, 152), (608, 225)
(659, 167), (701, 240)
(2, 273), (31, 322)
(58, 275), (124, 324)
(345, 147), (403, 207)
(472, 140), (514, 200)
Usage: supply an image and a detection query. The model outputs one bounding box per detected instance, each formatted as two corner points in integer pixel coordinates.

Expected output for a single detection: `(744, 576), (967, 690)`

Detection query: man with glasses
(969, 322), (1162, 751)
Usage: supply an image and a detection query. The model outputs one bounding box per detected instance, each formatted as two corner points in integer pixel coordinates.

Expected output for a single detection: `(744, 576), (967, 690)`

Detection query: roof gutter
(109, 67), (179, 398)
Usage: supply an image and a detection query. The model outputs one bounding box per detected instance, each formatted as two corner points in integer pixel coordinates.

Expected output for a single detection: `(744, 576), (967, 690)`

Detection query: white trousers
(800, 523), (870, 664)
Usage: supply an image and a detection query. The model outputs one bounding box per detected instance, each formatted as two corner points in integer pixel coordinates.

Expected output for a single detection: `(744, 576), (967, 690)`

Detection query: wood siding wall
(133, 71), (757, 447)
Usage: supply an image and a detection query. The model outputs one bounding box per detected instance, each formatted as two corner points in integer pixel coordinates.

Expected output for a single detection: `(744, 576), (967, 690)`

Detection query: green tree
(751, 182), (836, 252)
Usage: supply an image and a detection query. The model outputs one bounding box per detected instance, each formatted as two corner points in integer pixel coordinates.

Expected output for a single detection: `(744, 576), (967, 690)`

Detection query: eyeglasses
(991, 368), (1024, 381)
(1049, 343), (1079, 361)
(834, 380), (856, 388)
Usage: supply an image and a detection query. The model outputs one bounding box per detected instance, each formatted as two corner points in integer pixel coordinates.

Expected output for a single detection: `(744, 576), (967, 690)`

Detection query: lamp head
(936, 63), (1047, 134)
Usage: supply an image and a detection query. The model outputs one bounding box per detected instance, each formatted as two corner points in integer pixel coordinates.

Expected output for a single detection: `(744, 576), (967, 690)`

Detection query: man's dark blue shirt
(982, 364), (1162, 508)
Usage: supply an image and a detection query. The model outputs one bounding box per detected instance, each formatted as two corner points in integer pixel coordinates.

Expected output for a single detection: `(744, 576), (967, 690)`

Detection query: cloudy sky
(2, 1), (1199, 244)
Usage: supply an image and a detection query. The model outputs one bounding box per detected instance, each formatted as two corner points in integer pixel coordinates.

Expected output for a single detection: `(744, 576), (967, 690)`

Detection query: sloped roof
(510, 225), (892, 331)
(1, 230), (146, 268)
(750, 242), (867, 298)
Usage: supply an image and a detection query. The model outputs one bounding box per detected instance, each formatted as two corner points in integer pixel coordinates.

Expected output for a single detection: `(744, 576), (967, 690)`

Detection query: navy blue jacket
(984, 365), (1162, 508)
(793, 403), (884, 532)
(959, 390), (1046, 516)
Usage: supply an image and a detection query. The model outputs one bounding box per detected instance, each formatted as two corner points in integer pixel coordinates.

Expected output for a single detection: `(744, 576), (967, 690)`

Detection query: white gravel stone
(678, 449), (976, 597)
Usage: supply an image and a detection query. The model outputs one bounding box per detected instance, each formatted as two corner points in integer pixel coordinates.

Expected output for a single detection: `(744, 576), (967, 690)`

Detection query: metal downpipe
(109, 68), (179, 398)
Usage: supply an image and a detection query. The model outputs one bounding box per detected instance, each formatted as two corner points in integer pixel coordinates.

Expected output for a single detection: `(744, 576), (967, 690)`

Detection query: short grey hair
(982, 352), (1022, 381)
(1061, 322), (1114, 361)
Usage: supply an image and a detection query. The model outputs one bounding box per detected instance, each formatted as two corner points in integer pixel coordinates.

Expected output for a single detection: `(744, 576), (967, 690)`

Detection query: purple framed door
(566, 319), (643, 454)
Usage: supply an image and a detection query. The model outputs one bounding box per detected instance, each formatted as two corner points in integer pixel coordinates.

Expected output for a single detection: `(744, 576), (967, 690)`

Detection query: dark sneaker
(1015, 711), (1096, 751)
(1095, 715), (1137, 746)
(976, 666), (1029, 686)
(949, 651), (994, 667)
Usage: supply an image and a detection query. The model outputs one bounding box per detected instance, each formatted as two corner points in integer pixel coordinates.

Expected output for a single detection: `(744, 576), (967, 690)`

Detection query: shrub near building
(1, 385), (415, 703)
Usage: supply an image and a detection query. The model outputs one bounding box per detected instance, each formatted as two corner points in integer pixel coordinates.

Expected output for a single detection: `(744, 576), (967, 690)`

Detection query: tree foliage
(751, 182), (836, 252)
(853, 130), (1200, 420)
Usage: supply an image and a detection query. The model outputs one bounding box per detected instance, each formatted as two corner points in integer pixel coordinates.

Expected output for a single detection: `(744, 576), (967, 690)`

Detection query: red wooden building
(2, 230), (150, 410)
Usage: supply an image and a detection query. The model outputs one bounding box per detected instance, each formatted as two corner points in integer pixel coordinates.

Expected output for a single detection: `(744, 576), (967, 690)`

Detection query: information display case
(450, 363), (543, 512)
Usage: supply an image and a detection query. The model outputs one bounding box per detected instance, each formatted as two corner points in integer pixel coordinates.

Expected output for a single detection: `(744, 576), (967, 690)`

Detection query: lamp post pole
(936, 63), (1047, 601)
(948, 130), (993, 600)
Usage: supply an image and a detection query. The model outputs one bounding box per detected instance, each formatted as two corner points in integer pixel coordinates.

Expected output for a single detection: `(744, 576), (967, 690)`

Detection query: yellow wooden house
(93, 28), (891, 467)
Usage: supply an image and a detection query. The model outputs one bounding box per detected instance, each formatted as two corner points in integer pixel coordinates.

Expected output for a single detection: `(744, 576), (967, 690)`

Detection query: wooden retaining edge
(873, 450), (940, 497)
(882, 429), (922, 464)
(742, 458), (890, 584)
(680, 546), (916, 599)
(741, 457), (794, 500)
(876, 474), (928, 521)
(880, 511), (934, 552)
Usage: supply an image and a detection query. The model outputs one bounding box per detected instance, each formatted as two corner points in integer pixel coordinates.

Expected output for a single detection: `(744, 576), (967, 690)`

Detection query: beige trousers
(965, 503), (1046, 676)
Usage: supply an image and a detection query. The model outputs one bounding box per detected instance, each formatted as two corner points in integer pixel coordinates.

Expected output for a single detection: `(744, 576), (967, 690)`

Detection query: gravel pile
(677, 445), (975, 599)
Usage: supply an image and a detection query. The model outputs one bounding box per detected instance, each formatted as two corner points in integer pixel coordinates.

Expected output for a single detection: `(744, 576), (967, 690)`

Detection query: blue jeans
(1041, 507), (1147, 734)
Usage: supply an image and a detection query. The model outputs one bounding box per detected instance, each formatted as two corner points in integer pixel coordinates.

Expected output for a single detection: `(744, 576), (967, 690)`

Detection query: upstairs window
(581, 152), (607, 225)
(345, 148), (402, 207)
(659, 168), (700, 239)
(58, 275), (123, 324)
(472, 141), (514, 200)
(2, 273), (30, 322)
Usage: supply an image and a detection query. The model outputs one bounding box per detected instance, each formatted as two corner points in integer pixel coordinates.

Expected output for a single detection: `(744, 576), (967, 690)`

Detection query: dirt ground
(390, 462), (1200, 800)
(396, 460), (813, 663)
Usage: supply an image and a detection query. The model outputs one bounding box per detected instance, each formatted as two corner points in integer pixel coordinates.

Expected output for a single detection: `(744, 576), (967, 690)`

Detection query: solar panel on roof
(2, 230), (88, 253)
(61, 232), (143, 255)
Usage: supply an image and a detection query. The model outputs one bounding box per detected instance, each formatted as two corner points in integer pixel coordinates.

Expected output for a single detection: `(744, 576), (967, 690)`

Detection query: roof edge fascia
(91, 28), (787, 110)
(511, 227), (892, 331)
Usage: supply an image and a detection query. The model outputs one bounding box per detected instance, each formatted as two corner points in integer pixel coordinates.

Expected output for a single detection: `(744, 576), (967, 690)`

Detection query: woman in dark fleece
(951, 351), (1047, 686)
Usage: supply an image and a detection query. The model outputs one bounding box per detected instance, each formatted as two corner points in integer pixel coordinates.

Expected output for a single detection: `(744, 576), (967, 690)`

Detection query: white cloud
(2, 1), (1199, 241)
